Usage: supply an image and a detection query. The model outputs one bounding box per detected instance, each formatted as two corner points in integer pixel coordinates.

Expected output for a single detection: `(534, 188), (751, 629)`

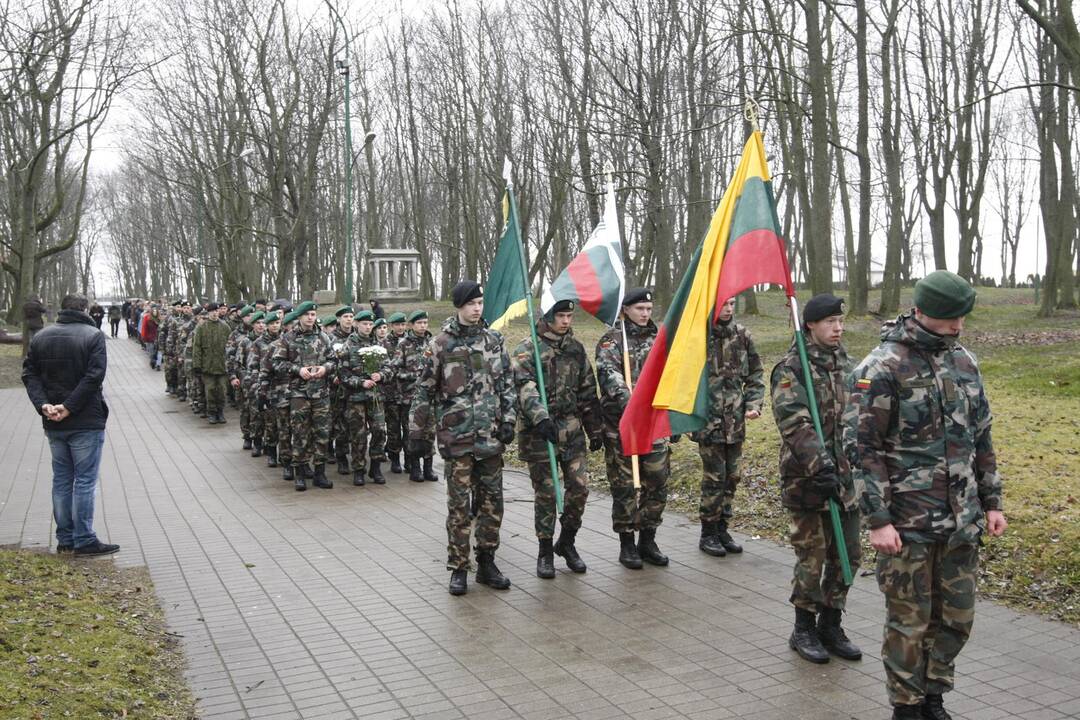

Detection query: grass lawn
(0, 549), (197, 719)
(0, 344), (22, 390)
(432, 287), (1080, 626)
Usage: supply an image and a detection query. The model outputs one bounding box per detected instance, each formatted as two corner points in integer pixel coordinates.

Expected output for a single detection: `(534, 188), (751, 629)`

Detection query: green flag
(482, 186), (530, 330)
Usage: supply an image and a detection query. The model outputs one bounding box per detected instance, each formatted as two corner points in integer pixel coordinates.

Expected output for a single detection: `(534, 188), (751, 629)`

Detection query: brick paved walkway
(3, 337), (1079, 720)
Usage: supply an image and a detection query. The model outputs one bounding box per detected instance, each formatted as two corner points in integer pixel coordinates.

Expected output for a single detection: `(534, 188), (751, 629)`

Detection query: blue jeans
(46, 429), (105, 548)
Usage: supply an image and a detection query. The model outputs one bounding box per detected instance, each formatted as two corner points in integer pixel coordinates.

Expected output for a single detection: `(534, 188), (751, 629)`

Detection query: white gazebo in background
(366, 248), (421, 301)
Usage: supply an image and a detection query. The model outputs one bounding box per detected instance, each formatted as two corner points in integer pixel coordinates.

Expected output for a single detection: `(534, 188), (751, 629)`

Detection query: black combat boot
(920, 694), (952, 720)
(817, 607), (862, 660)
(892, 705), (922, 720)
(475, 552), (511, 589)
(266, 445), (278, 467)
(423, 456), (437, 482)
(716, 519), (742, 553)
(313, 464), (333, 489)
(448, 568), (468, 596)
(536, 539), (556, 579)
(637, 527), (669, 566)
(337, 454), (351, 475)
(409, 458), (423, 482)
(293, 467), (306, 491)
(698, 522), (727, 557)
(390, 452), (403, 474)
(352, 469), (366, 486)
(618, 532), (643, 569)
(369, 460), (386, 484)
(176, 391), (187, 401)
(251, 440), (263, 457)
(789, 608), (830, 664)
(243, 437), (253, 450)
(282, 463), (294, 482)
(554, 526), (587, 573)
(326, 440), (336, 463)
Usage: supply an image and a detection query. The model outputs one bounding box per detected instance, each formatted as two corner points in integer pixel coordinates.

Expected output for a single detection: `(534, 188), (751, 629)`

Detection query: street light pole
(336, 56), (353, 304)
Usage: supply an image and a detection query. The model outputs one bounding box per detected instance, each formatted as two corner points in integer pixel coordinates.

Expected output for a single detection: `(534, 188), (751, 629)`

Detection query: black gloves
(496, 422), (516, 445)
(409, 439), (433, 458)
(809, 467), (843, 502)
(670, 434), (682, 443)
(589, 436), (604, 453)
(535, 419), (558, 444)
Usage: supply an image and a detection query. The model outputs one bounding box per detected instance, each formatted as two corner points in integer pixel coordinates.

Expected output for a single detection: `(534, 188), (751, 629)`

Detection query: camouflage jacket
(259, 331), (289, 408)
(328, 325), (353, 401)
(244, 332), (272, 396)
(849, 314), (1002, 545)
(408, 317), (517, 460)
(157, 315), (171, 355)
(232, 331), (257, 383)
(271, 325), (337, 400)
(512, 323), (602, 463)
(595, 319), (668, 451)
(192, 319), (231, 374)
(337, 332), (391, 403)
(771, 340), (860, 512)
(694, 321), (764, 444)
(180, 318), (198, 362)
(378, 334), (403, 402)
(391, 329), (432, 401)
(225, 325), (252, 380)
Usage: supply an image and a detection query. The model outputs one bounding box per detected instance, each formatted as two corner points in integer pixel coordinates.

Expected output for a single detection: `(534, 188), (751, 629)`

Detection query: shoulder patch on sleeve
(779, 378), (792, 389)
(855, 377), (872, 390)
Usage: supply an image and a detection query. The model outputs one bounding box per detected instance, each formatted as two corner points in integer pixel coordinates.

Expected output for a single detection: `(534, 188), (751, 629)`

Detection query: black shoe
(618, 532), (643, 569)
(369, 460), (386, 484)
(475, 552), (511, 589)
(423, 456), (437, 482)
(176, 393), (187, 401)
(74, 541), (120, 557)
(56, 544), (73, 554)
(251, 441), (263, 458)
(699, 522), (727, 557)
(409, 458), (423, 482)
(294, 468), (307, 491)
(637, 527), (669, 566)
(817, 607), (862, 660)
(313, 464), (333, 489)
(283, 464), (295, 482)
(266, 446), (278, 467)
(536, 539), (556, 579)
(920, 694), (952, 720)
(243, 437), (253, 450)
(716, 519), (743, 553)
(892, 705), (922, 720)
(449, 568), (468, 596)
(390, 452), (403, 474)
(789, 608), (830, 664)
(352, 471), (366, 486)
(554, 527), (586, 573)
(336, 456), (351, 475)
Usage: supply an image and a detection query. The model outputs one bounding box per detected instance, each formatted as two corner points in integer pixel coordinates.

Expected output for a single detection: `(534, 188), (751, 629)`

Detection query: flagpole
(619, 320), (642, 490)
(505, 169), (564, 514)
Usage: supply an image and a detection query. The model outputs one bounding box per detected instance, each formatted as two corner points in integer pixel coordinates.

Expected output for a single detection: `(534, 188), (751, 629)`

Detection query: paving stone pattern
(2, 337), (1079, 720)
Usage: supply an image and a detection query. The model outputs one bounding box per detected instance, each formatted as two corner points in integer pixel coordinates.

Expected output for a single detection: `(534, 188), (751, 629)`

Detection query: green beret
(388, 311), (407, 323)
(320, 314), (337, 327)
(334, 305), (355, 318)
(294, 300), (317, 316)
(282, 310), (298, 326)
(355, 310), (375, 322)
(265, 312), (281, 324)
(249, 311), (266, 323)
(373, 318), (387, 329)
(239, 305), (254, 318)
(913, 270), (976, 319)
(408, 310), (428, 323)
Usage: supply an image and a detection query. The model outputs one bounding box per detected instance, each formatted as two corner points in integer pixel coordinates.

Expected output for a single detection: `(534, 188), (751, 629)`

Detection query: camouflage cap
(388, 311), (407, 323)
(914, 270), (976, 319)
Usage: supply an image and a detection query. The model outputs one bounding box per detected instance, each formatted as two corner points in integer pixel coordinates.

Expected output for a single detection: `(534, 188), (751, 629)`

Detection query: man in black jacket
(21, 294), (118, 557)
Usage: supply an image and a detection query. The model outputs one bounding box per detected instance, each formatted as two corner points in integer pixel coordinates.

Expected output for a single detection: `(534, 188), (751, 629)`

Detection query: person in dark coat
(89, 303), (105, 330)
(23, 296), (46, 338)
(369, 298), (385, 320)
(21, 293), (118, 557)
(107, 304), (122, 337)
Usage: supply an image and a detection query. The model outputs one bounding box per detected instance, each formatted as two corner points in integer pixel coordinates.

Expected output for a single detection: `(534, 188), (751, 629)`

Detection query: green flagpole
(505, 178), (564, 513)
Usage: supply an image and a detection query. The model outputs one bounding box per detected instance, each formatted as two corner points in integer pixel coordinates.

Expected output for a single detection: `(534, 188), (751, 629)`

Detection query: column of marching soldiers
(148, 271), (1004, 720)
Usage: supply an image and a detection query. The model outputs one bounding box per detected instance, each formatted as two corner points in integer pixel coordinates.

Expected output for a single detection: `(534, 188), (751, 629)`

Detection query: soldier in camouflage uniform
(379, 313), (408, 473)
(159, 301), (178, 394)
(185, 308), (207, 416)
(193, 303), (232, 425)
(172, 302), (193, 402)
(272, 301), (336, 491)
(695, 296), (764, 558)
(242, 312), (268, 457)
(338, 310), (389, 486)
(409, 281), (517, 596)
(393, 310), (435, 482)
(512, 300), (603, 578)
(850, 271), (1006, 720)
(770, 294), (862, 665)
(328, 306), (355, 472)
(595, 288), (672, 569)
(261, 308), (294, 475)
(229, 306), (257, 445)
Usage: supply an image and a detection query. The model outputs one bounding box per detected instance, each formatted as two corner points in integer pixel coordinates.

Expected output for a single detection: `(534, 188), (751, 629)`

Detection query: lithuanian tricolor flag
(619, 131), (794, 455)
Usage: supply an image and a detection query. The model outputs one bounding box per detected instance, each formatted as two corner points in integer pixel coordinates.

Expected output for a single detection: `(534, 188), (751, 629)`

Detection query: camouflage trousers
(187, 365), (204, 411)
(445, 454), (504, 570)
(203, 373), (227, 415)
(876, 541), (978, 706)
(164, 355), (178, 390)
(604, 437), (669, 533)
(346, 399), (386, 468)
(788, 508), (861, 612)
(698, 441), (742, 523)
(527, 453), (589, 540)
(176, 360), (187, 397)
(271, 403), (291, 463)
(384, 402), (410, 455)
(244, 385), (264, 443)
(331, 393), (349, 458)
(236, 383), (251, 437)
(290, 396), (330, 467)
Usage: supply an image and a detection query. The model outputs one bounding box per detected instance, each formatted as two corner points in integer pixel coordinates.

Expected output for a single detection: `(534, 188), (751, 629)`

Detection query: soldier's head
(255, 298), (267, 312)
(206, 303), (221, 320)
(452, 281), (484, 325)
(621, 288), (653, 327)
(374, 318), (389, 339)
(409, 310), (429, 334)
(716, 297), (736, 323)
(251, 313), (267, 335)
(336, 305), (355, 331)
(294, 301), (318, 330)
(355, 309), (375, 336)
(266, 316), (281, 335)
(803, 294), (845, 348)
(913, 271), (975, 337)
(544, 299), (575, 335)
(389, 312), (407, 336)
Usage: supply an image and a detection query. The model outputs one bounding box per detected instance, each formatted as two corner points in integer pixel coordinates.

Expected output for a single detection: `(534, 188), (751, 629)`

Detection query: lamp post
(336, 55), (354, 304)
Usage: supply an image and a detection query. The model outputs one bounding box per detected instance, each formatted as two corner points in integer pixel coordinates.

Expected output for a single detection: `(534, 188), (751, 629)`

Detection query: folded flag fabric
(482, 183), (530, 331)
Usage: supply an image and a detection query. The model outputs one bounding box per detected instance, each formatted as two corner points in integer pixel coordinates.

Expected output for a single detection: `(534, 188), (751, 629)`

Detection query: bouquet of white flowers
(357, 344), (388, 406)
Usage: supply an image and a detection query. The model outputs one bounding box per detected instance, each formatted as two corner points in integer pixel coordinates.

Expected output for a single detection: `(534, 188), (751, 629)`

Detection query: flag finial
(744, 97), (762, 133)
(502, 156), (513, 184)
